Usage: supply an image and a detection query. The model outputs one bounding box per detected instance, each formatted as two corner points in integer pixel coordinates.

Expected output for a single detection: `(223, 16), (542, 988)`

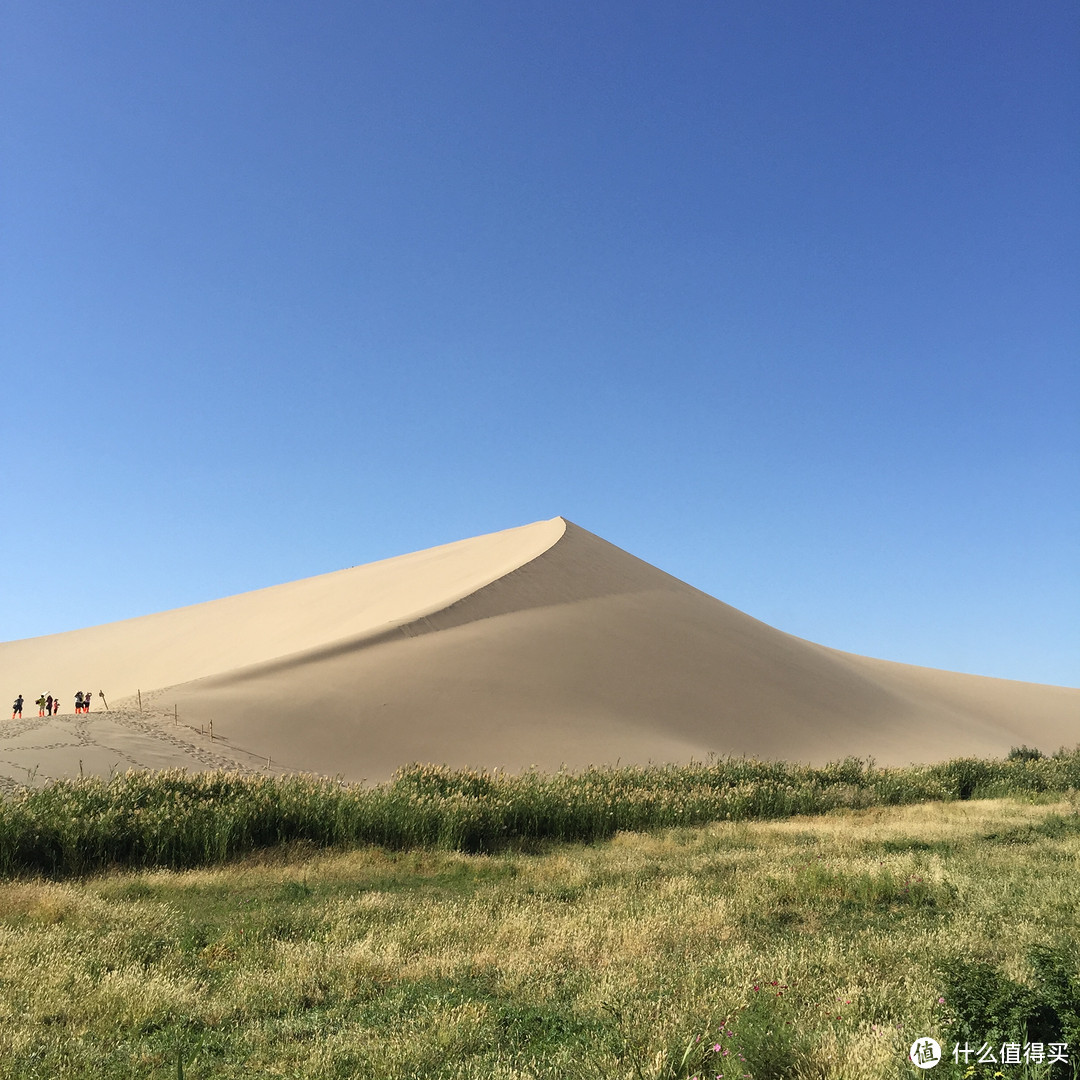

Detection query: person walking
(74, 691), (83, 714)
(52, 697), (60, 716)
(12, 695), (22, 719)
(36, 695), (46, 716)
(45, 694), (53, 716)
(83, 690), (92, 714)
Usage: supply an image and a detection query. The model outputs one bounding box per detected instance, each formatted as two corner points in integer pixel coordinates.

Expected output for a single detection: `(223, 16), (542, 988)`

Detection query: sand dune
(1, 517), (1076, 785)
(0, 518), (564, 709)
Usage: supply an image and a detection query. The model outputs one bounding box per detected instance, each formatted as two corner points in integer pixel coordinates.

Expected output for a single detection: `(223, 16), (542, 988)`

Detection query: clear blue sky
(2, 1), (1077, 686)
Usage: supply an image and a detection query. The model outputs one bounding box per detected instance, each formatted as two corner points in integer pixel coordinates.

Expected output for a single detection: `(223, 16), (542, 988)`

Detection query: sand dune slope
(1, 517), (1076, 784)
(1, 518), (565, 708)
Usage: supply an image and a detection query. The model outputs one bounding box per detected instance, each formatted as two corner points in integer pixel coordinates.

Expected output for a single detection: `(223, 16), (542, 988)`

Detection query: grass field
(3, 762), (1080, 1078)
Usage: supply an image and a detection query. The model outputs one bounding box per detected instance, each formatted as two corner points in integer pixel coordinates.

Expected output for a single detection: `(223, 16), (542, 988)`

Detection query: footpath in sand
(2, 516), (1078, 786)
(0, 705), (273, 794)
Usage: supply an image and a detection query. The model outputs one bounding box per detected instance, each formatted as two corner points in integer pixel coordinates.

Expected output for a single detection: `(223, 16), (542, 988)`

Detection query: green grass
(2, 797), (1080, 1077)
(3, 753), (1080, 1076)
(5, 750), (1080, 877)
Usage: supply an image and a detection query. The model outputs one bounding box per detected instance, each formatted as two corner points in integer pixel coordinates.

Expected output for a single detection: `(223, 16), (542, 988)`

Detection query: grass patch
(3, 749), (1080, 877)
(3, 752), (1080, 1075)
(0, 797), (1079, 1076)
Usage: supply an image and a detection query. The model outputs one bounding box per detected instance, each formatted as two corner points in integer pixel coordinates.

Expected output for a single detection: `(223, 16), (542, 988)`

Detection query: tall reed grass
(1, 749), (1078, 877)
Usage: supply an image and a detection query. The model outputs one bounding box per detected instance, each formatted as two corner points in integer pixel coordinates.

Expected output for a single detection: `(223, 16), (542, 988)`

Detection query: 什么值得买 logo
(910, 1037), (1069, 1069)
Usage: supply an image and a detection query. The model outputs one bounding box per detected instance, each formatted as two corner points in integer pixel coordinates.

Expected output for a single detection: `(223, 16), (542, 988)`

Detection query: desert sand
(1, 516), (1076, 787)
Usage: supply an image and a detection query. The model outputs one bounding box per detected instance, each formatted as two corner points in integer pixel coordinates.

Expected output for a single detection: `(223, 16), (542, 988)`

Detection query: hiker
(46, 694), (53, 716)
(36, 695), (47, 716)
(11, 695), (22, 719)
(74, 691), (83, 713)
(83, 690), (92, 713)
(52, 697), (60, 716)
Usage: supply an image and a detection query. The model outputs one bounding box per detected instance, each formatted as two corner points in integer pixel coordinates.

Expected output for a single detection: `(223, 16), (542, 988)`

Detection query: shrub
(940, 944), (1080, 1078)
(1, 748), (1079, 878)
(1009, 746), (1046, 762)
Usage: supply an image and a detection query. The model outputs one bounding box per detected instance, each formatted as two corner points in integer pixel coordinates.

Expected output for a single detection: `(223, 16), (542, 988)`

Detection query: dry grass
(0, 797), (1078, 1077)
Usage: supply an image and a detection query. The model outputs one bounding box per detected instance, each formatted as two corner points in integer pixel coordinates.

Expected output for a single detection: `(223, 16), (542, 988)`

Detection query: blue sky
(2, 1), (1077, 686)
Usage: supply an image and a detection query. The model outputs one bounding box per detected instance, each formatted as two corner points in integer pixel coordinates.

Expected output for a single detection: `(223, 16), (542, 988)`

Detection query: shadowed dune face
(2, 517), (1078, 783)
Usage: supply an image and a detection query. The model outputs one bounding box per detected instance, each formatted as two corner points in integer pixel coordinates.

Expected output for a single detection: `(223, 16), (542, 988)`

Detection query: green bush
(940, 944), (1080, 1078)
(1010, 746), (1046, 762)
(1, 748), (1079, 878)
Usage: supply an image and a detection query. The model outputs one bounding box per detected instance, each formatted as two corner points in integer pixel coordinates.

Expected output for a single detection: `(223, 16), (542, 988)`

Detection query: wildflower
(938, 996), (946, 1004)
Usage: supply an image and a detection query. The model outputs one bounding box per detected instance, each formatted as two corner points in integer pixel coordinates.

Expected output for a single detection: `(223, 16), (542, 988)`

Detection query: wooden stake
(174, 704), (178, 726)
(137, 689), (142, 712)
(209, 718), (214, 741)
